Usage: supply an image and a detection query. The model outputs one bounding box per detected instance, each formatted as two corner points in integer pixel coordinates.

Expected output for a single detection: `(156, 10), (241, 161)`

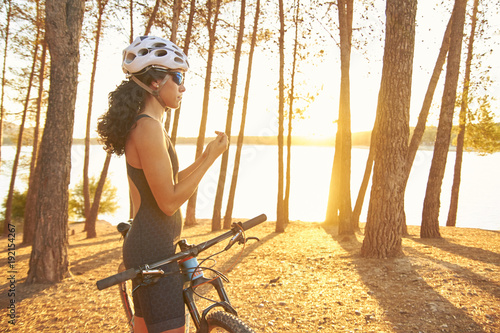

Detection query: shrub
(68, 176), (119, 220)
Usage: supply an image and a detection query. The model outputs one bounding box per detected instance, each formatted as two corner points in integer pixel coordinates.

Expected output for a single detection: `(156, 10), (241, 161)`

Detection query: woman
(97, 36), (228, 333)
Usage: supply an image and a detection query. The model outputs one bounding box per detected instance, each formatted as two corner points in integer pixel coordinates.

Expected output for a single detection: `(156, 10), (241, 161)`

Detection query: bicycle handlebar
(96, 267), (139, 290)
(96, 214), (267, 290)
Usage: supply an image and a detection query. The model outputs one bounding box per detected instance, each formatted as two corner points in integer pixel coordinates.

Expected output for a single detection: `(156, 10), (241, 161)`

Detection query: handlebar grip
(241, 214), (267, 231)
(96, 267), (138, 290)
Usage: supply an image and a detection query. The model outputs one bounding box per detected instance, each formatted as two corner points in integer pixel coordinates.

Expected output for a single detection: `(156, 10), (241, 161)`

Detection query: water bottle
(178, 256), (204, 282)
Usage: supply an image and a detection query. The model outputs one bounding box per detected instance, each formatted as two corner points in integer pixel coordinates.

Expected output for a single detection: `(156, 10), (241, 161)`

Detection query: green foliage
(68, 176), (119, 220)
(462, 96), (500, 155)
(1, 189), (28, 221)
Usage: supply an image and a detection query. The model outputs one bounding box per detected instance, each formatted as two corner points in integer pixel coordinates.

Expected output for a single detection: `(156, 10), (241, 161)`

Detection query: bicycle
(96, 214), (267, 333)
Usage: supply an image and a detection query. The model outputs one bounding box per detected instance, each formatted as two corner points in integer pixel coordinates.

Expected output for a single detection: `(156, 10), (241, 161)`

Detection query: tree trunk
(421, 0), (467, 238)
(164, 0), (183, 134)
(84, 0), (108, 228)
(337, 0), (353, 234)
(213, 0), (246, 230)
(23, 39), (48, 245)
(0, 0), (12, 171)
(171, 0), (196, 146)
(170, 0), (182, 43)
(86, 153), (112, 238)
(284, 0), (300, 225)
(27, 0), (84, 284)
(400, 13), (453, 236)
(129, 0), (134, 43)
(325, 0), (353, 230)
(404, 15), (452, 183)
(185, 0), (222, 227)
(224, 0), (260, 228)
(3, 19), (41, 235)
(144, 0), (161, 35)
(361, 0), (416, 258)
(276, 0), (286, 233)
(447, 0), (479, 227)
(351, 120), (377, 224)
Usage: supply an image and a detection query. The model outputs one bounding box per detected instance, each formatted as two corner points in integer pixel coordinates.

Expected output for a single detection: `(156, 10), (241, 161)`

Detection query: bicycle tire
(117, 262), (135, 331)
(206, 311), (255, 333)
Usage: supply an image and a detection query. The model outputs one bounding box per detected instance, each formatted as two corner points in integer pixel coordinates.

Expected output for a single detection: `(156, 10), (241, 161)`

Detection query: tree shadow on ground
(219, 232), (281, 274)
(408, 236), (500, 267)
(68, 234), (121, 249)
(404, 242), (500, 302)
(321, 225), (487, 333)
(191, 231), (280, 300)
(0, 246), (122, 310)
(69, 247), (122, 276)
(0, 279), (53, 310)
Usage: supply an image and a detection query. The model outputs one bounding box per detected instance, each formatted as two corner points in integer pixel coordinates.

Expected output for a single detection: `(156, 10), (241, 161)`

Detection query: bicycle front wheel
(206, 311), (255, 333)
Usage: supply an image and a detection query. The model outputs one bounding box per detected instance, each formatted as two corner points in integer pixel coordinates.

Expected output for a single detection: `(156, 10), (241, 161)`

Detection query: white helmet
(122, 36), (189, 74)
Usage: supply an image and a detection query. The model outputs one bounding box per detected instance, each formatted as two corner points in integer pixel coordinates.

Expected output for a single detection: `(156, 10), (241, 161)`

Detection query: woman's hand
(204, 131), (228, 161)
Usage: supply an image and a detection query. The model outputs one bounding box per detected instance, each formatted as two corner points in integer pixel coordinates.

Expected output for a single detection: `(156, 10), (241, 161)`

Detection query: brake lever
(224, 229), (243, 251)
(238, 236), (260, 245)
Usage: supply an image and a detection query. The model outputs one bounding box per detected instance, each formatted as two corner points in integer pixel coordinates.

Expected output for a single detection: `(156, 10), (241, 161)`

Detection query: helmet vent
(174, 51), (184, 58)
(155, 49), (168, 57)
(125, 53), (136, 63)
(153, 42), (167, 48)
(174, 57), (184, 64)
(138, 48), (149, 56)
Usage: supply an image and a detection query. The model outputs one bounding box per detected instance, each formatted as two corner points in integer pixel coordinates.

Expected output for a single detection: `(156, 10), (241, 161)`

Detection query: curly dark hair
(97, 69), (166, 155)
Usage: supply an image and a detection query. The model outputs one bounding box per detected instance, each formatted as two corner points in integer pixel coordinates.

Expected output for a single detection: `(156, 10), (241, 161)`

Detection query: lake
(1, 144), (498, 231)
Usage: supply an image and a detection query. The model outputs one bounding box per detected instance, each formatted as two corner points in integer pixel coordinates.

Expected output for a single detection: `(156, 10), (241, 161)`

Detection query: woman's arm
(177, 151), (206, 182)
(132, 119), (227, 216)
(177, 131), (223, 182)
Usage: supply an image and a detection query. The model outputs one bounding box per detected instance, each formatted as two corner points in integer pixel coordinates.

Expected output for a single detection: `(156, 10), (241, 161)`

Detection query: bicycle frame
(99, 214), (267, 333)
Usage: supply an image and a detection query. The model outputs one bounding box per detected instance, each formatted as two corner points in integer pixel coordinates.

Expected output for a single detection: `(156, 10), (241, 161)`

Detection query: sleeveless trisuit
(122, 114), (185, 332)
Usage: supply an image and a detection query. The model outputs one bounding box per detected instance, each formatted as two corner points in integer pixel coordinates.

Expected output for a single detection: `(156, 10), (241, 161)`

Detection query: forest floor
(0, 219), (498, 333)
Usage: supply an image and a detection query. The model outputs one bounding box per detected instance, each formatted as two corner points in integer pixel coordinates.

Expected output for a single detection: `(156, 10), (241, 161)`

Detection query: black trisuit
(122, 114), (184, 332)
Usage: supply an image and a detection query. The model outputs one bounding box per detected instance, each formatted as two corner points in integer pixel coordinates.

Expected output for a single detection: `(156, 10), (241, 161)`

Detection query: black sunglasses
(165, 71), (184, 86)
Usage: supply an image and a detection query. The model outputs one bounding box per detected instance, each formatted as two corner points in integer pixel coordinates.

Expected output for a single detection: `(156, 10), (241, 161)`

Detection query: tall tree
(224, 0), (261, 228)
(27, 0), (85, 283)
(361, 0), (417, 258)
(171, 0), (196, 146)
(447, 0), (479, 227)
(83, 0), (109, 225)
(129, 0), (133, 42)
(212, 0), (246, 231)
(184, 0), (222, 226)
(284, 0), (300, 225)
(144, 0), (161, 35)
(0, 0), (12, 171)
(86, 153), (112, 238)
(164, 0), (183, 134)
(325, 0), (353, 234)
(398, 13), (453, 236)
(421, 0), (467, 238)
(23, 39), (47, 245)
(276, 0), (286, 233)
(404, 16), (452, 183)
(3, 3), (42, 235)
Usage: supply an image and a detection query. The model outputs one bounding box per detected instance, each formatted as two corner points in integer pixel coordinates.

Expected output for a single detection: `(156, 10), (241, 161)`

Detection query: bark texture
(27, 0), (84, 283)
(361, 0), (416, 258)
(421, 0), (467, 238)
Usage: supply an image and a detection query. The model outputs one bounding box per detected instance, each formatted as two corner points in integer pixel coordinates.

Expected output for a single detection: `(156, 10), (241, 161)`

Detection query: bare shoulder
(129, 116), (165, 146)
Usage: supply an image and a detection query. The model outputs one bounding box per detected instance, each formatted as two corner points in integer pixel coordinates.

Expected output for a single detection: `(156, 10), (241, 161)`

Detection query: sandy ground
(0, 219), (498, 332)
